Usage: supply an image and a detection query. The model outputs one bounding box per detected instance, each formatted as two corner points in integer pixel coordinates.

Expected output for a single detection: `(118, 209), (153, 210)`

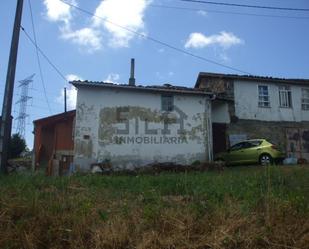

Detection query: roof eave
(71, 81), (213, 97)
(196, 72), (309, 86)
(33, 110), (76, 125)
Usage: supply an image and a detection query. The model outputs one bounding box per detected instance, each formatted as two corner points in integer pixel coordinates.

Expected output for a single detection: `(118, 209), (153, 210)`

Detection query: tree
(8, 133), (27, 159)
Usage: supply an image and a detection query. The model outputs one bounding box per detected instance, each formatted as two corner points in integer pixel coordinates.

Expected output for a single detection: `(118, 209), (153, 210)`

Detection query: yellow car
(215, 139), (285, 166)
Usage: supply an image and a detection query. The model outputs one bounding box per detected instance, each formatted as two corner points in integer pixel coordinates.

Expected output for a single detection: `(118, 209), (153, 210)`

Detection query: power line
(28, 104), (56, 111)
(59, 0), (251, 75)
(31, 87), (61, 95)
(28, 0), (52, 114)
(20, 26), (68, 83)
(1, 88), (60, 98)
(149, 4), (309, 20)
(179, 0), (309, 12)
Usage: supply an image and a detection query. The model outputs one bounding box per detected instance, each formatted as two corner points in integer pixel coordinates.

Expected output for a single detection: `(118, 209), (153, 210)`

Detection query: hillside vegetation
(0, 166), (308, 249)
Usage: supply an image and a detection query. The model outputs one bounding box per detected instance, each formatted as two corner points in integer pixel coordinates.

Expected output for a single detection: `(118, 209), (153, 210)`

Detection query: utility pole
(0, 0), (24, 174)
(64, 87), (67, 113)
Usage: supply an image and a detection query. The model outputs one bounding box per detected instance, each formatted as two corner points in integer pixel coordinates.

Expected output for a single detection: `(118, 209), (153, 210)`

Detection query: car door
(225, 142), (246, 164)
(240, 141), (260, 163)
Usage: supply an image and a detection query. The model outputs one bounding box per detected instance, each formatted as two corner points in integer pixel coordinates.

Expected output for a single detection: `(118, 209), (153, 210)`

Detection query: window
(244, 140), (262, 149)
(161, 94), (174, 111)
(230, 142), (245, 151)
(301, 88), (309, 110)
(258, 85), (270, 107)
(279, 86), (292, 108)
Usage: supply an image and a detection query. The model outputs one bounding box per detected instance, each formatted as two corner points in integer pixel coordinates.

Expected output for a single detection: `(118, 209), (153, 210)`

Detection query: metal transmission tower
(15, 74), (34, 138)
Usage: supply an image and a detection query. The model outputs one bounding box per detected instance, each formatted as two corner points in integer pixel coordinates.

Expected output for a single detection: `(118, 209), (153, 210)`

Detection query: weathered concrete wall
(212, 100), (230, 124)
(227, 119), (309, 154)
(234, 80), (309, 122)
(74, 87), (212, 170)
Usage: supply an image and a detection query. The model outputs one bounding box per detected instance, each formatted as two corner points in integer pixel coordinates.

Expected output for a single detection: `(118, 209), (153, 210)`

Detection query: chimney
(128, 58), (135, 86)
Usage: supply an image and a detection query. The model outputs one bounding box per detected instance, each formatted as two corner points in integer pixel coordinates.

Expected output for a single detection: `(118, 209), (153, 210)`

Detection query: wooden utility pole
(64, 87), (67, 113)
(0, 0), (24, 174)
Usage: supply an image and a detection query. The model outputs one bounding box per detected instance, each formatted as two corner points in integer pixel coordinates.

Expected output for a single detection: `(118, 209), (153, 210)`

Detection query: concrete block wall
(227, 119), (309, 153)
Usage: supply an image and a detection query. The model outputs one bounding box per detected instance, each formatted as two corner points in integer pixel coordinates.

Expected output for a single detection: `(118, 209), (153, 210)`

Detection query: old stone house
(195, 72), (309, 161)
(71, 80), (213, 171)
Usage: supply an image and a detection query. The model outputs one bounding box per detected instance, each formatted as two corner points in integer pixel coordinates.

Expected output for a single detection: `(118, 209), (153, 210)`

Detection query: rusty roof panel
(33, 110), (75, 125)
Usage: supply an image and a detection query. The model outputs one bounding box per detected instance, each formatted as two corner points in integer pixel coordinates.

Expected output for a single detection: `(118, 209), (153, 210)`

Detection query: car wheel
(259, 154), (273, 166)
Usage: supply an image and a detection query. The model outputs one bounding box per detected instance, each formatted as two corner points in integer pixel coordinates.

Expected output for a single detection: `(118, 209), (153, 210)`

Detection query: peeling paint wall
(212, 100), (230, 124)
(74, 87), (212, 170)
(234, 81), (309, 122)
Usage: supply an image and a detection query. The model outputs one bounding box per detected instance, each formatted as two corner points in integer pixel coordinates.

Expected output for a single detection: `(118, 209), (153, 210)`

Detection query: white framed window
(302, 88), (309, 110)
(279, 85), (292, 108)
(258, 85), (270, 107)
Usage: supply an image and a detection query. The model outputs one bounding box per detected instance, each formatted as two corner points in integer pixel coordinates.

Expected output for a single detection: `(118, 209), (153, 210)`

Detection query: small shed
(33, 110), (75, 175)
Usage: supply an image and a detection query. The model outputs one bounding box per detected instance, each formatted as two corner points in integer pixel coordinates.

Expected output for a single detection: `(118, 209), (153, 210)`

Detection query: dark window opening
(161, 94), (174, 112)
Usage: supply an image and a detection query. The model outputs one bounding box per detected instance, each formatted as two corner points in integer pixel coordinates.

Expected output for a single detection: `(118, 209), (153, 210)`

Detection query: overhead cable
(28, 0), (52, 113)
(59, 0), (251, 75)
(150, 4), (309, 20)
(20, 26), (68, 83)
(180, 0), (309, 12)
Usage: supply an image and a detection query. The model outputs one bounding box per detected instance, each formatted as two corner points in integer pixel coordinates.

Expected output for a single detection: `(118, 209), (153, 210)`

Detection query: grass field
(0, 166), (308, 249)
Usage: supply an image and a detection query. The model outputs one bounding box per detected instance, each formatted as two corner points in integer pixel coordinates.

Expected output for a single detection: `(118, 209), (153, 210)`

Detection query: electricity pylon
(15, 74), (34, 138)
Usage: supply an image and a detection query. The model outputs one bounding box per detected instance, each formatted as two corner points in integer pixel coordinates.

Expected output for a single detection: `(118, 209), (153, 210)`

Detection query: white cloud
(184, 31), (243, 49)
(56, 74), (82, 110)
(197, 10), (207, 17)
(92, 0), (150, 47)
(43, 0), (75, 24)
(155, 71), (174, 80)
(66, 74), (83, 82)
(43, 0), (102, 52)
(61, 27), (102, 52)
(219, 52), (230, 62)
(155, 71), (163, 80)
(43, 0), (151, 51)
(104, 73), (120, 83)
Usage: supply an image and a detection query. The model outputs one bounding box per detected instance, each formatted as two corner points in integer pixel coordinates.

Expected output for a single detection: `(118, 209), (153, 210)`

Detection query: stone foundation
(227, 119), (309, 155)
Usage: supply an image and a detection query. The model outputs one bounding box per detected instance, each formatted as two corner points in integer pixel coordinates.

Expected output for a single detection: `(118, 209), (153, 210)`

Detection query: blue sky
(1, 0), (309, 148)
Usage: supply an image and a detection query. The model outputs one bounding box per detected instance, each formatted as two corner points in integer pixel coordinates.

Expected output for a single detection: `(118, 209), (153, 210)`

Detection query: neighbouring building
(33, 110), (75, 174)
(71, 80), (213, 171)
(195, 72), (309, 161)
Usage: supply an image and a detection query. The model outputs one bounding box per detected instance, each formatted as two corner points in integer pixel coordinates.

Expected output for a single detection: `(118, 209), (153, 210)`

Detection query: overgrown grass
(0, 166), (308, 249)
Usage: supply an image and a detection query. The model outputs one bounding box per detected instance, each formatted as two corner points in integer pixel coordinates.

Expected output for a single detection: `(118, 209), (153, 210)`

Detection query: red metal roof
(33, 110), (75, 126)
